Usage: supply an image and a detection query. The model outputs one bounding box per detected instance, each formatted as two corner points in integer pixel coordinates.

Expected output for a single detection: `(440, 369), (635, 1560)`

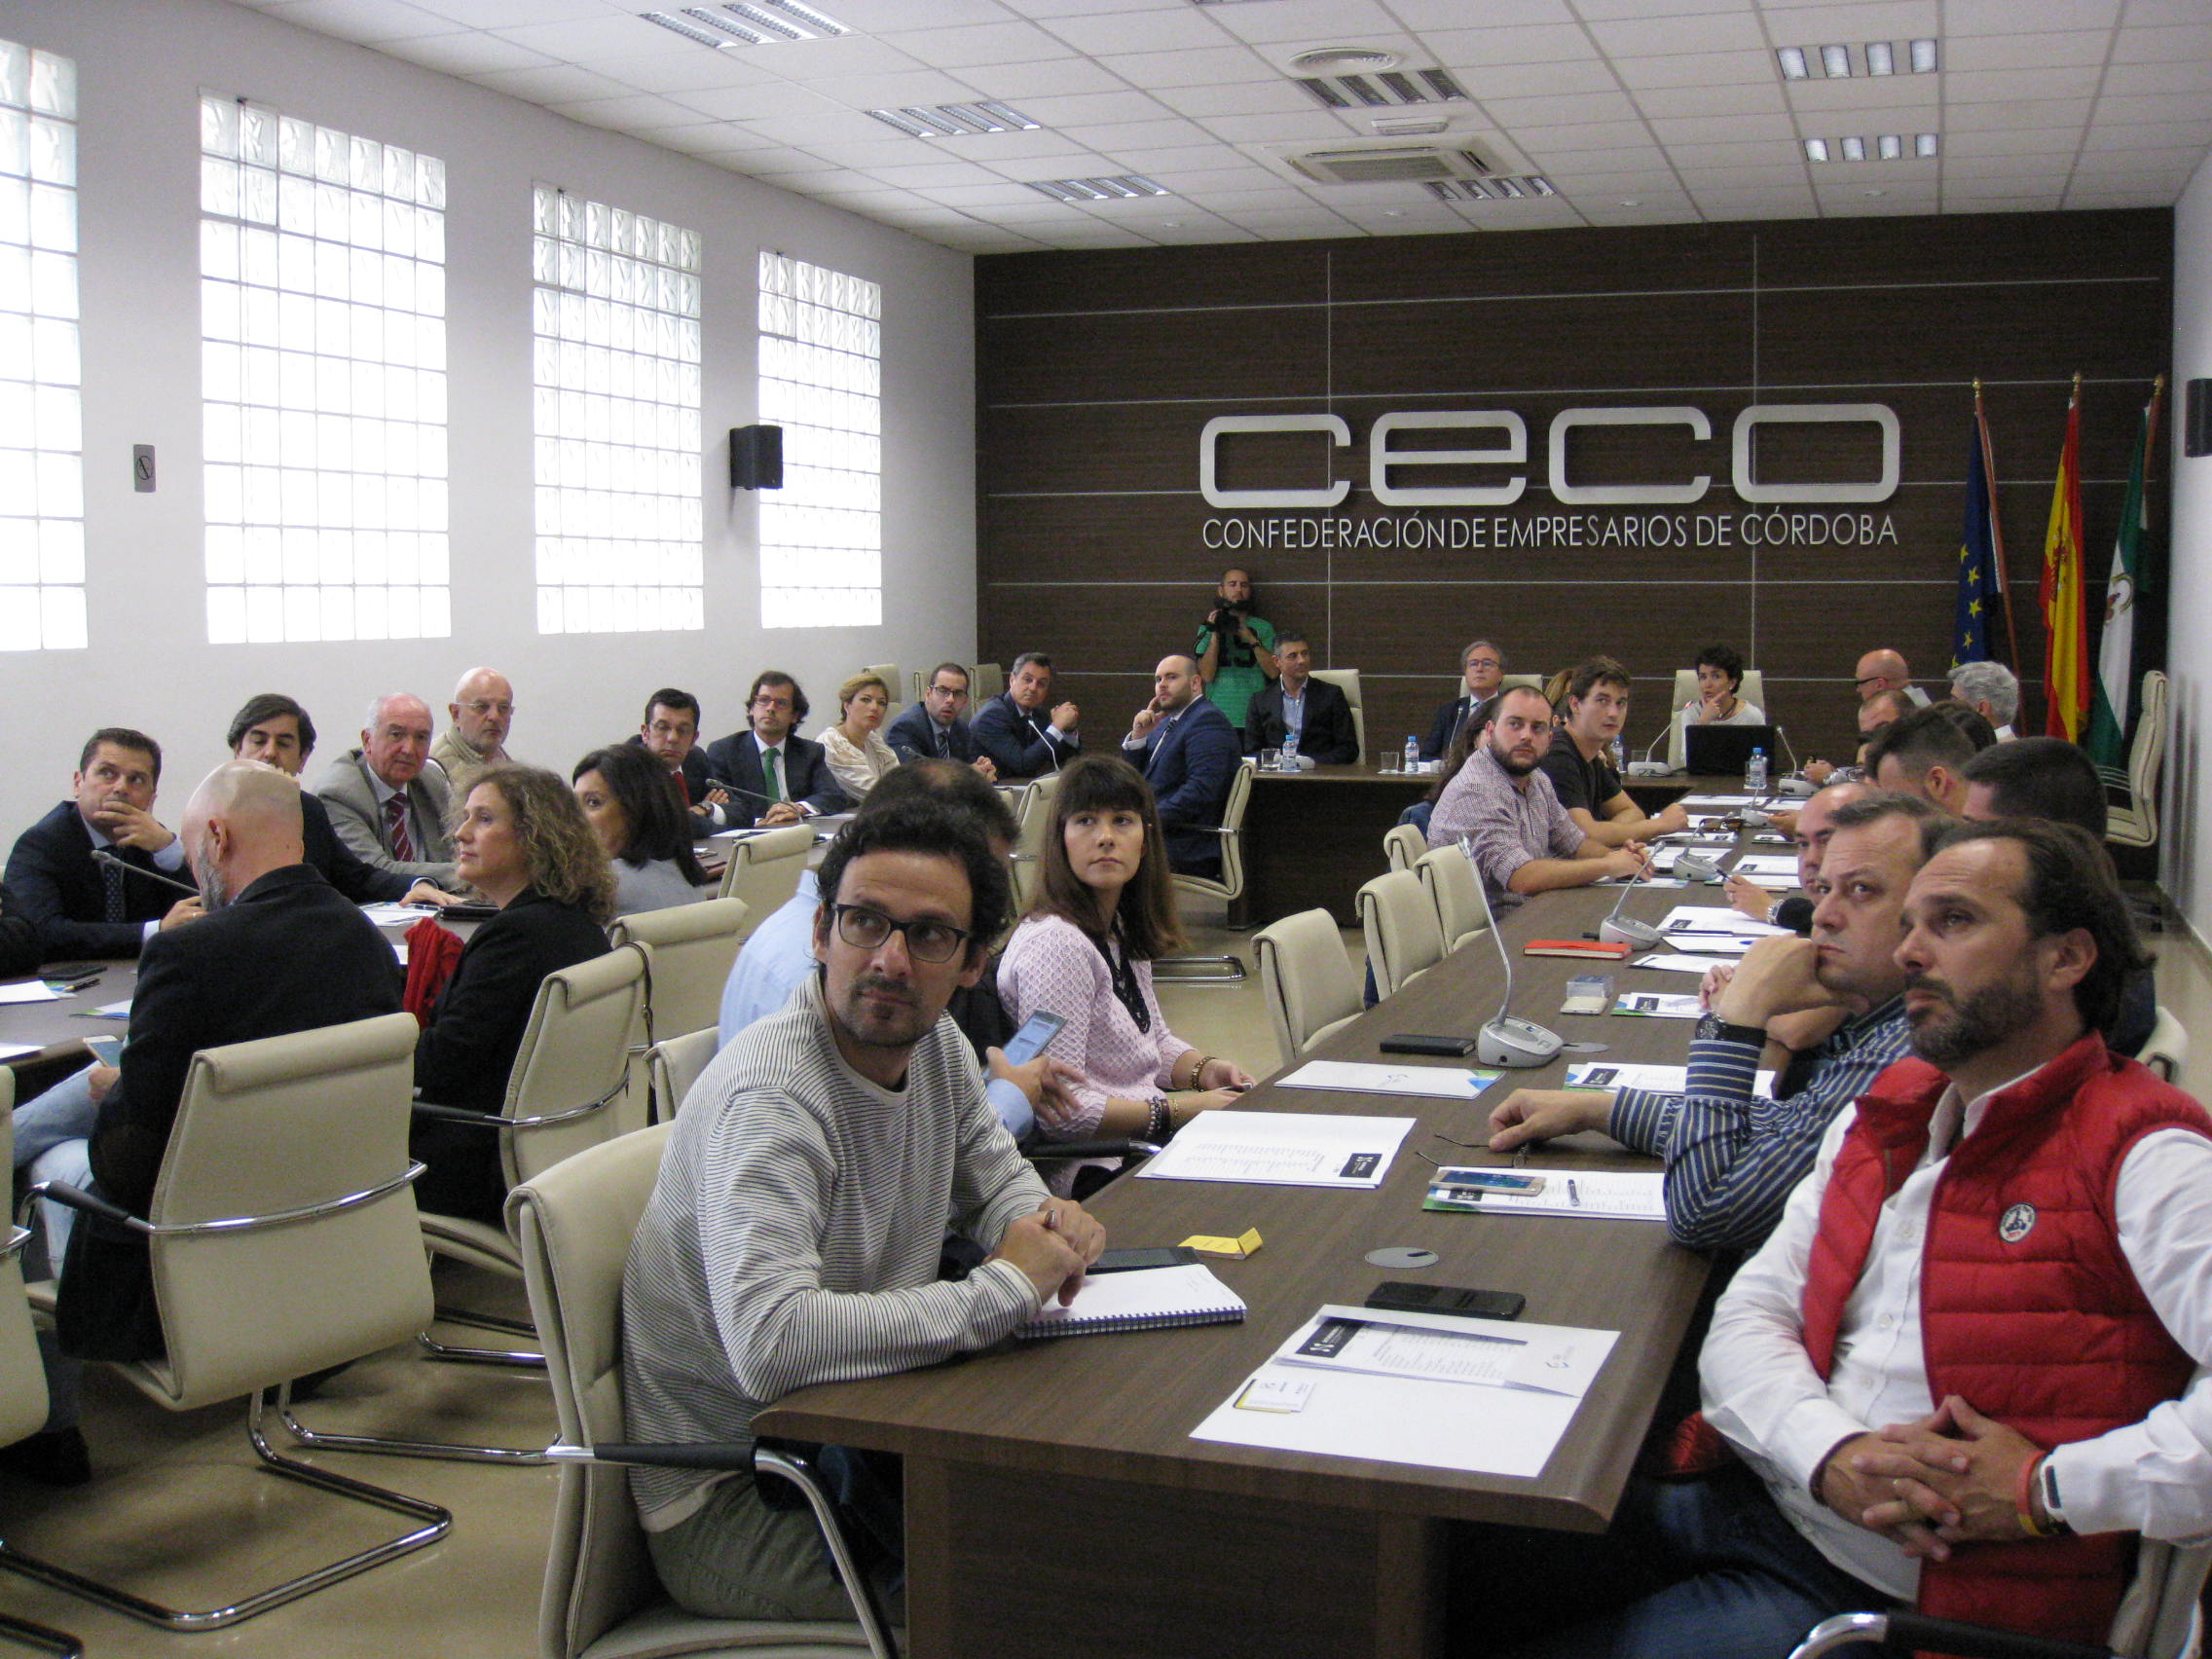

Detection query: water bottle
(1609, 735), (1626, 775)
(1746, 747), (1768, 793)
(1403, 735), (1420, 774)
(1281, 728), (1300, 771)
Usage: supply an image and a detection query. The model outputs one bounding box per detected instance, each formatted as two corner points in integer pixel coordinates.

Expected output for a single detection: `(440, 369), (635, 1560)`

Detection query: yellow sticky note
(1181, 1228), (1263, 1259)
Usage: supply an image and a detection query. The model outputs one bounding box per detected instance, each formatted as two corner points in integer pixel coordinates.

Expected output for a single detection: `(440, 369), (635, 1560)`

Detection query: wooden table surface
(757, 872), (1746, 1658)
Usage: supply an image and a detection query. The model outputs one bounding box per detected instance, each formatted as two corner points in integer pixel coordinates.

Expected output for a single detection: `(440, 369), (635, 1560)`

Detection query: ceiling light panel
(1025, 175), (1169, 203)
(1804, 134), (1941, 163)
(1296, 69), (1466, 111)
(1777, 39), (1940, 82)
(636, 2), (848, 52)
(865, 101), (1039, 139)
(1425, 175), (1554, 203)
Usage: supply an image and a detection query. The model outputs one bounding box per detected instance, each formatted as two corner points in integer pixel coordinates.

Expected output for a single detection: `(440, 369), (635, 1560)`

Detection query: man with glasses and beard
(623, 797), (1105, 1623)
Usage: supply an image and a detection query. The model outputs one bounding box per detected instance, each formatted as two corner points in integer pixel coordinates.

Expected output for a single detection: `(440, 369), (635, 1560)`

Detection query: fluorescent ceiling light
(1916, 131), (1939, 156)
(1776, 46), (1808, 80)
(640, 12), (737, 49)
(1865, 41), (1895, 76)
(1804, 138), (1829, 162)
(1876, 132), (1901, 159)
(1025, 174), (1169, 202)
(1820, 44), (1853, 78)
(1910, 38), (1939, 72)
(1840, 135), (1865, 161)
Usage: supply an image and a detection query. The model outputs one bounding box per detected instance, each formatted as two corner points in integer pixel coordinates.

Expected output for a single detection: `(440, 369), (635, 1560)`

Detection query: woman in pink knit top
(997, 755), (1254, 1192)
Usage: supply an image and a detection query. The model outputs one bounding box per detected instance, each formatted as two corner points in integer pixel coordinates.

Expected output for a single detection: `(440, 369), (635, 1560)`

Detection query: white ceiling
(232, 0), (2212, 253)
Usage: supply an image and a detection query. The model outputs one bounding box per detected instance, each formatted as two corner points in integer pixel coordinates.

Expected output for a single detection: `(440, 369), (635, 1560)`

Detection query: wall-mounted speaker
(2186, 379), (2211, 460)
(730, 424), (784, 489)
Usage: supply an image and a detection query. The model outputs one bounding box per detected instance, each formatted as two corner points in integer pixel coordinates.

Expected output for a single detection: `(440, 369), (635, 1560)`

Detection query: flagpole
(1975, 380), (2020, 666)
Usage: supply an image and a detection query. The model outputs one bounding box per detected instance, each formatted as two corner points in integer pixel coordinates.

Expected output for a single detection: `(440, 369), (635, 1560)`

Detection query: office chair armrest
(546, 1440), (754, 1471)
(1788, 1611), (2112, 1659)
(413, 1092), (618, 1132)
(1022, 1138), (1161, 1161)
(1, 1224), (29, 1264)
(18, 1180), (144, 1234)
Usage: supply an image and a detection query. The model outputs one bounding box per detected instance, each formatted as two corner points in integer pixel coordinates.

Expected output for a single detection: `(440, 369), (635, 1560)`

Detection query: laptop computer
(1683, 722), (1778, 778)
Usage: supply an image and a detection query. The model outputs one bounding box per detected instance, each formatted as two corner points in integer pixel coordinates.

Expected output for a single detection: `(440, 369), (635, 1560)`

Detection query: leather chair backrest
(1415, 843), (1489, 948)
(717, 823), (813, 920)
(608, 897), (748, 1043)
(149, 1012), (431, 1410)
(1383, 823), (1426, 872)
(1667, 667), (1768, 772)
(1309, 668), (1364, 762)
(1214, 759), (1253, 899)
(511, 1124), (674, 1659)
(0, 1071), (48, 1447)
(1357, 868), (1447, 1001)
(499, 945), (652, 1190)
(1255, 907), (1363, 1061)
(646, 1028), (721, 1122)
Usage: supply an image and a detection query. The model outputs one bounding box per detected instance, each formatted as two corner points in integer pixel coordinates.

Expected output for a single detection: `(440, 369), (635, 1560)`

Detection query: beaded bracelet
(2014, 1454), (2053, 1538)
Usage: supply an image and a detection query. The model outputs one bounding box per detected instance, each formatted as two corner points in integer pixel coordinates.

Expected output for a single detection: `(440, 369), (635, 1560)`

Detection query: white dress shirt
(1702, 1068), (2212, 1601)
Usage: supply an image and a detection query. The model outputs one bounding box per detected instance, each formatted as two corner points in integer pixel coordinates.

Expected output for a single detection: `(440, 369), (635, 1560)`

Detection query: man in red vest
(1518, 818), (2212, 1657)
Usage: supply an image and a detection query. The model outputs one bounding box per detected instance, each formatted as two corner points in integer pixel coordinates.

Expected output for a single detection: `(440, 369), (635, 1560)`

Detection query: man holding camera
(1194, 567), (1277, 730)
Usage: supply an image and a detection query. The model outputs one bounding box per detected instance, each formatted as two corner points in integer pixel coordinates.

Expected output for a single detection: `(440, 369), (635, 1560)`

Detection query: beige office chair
(411, 944), (651, 1369)
(1309, 668), (1365, 763)
(1415, 844), (1489, 951)
(6, 1014), (451, 1631)
(2104, 669), (2166, 849)
(608, 897), (747, 1047)
(1157, 759), (1254, 984)
(860, 663), (900, 709)
(2138, 1004), (2187, 1088)
(1383, 822), (1427, 872)
(1255, 907), (1364, 1060)
(1007, 772), (1060, 916)
(971, 661), (1005, 702)
(0, 1080), (85, 1659)
(1357, 868), (1447, 1001)
(645, 1027), (721, 1123)
(1667, 667), (1769, 773)
(717, 823), (814, 933)
(510, 1126), (896, 1659)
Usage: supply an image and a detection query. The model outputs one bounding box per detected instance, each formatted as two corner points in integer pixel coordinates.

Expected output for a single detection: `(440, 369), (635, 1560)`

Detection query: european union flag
(1953, 414), (2003, 668)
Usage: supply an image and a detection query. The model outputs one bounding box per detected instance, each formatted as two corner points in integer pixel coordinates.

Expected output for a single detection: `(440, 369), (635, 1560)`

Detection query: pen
(1568, 1180), (1582, 1208)
(49, 976), (99, 993)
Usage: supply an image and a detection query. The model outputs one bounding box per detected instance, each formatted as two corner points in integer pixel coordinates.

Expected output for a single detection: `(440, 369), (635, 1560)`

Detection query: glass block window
(0, 40), (83, 651)
(757, 252), (880, 629)
(199, 95), (449, 644)
(530, 185), (703, 634)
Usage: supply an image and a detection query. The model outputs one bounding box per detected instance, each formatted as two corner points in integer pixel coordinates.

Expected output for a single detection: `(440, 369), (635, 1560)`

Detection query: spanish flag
(2040, 381), (2087, 741)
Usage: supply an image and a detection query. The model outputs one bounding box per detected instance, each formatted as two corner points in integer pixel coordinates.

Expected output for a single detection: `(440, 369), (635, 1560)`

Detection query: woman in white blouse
(1681, 641), (1766, 726)
(820, 671), (900, 805)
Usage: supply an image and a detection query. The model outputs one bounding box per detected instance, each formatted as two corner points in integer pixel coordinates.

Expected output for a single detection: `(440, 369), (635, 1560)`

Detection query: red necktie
(385, 793), (415, 862)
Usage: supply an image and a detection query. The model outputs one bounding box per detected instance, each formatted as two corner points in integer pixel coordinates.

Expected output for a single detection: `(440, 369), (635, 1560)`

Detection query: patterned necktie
(102, 856), (126, 923)
(936, 723), (950, 758)
(763, 747), (784, 802)
(385, 793), (415, 862)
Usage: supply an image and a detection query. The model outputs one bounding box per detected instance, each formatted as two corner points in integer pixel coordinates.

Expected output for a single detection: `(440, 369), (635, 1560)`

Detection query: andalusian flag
(2040, 382), (2088, 741)
(2085, 381), (2161, 767)
(1951, 391), (2006, 668)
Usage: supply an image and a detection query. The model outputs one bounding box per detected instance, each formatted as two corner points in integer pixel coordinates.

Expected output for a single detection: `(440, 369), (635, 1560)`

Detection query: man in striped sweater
(1486, 793), (1936, 1254)
(622, 797), (1105, 1623)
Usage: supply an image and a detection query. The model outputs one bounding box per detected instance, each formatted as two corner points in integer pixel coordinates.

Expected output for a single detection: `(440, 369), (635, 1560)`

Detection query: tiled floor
(3, 903), (2200, 1658)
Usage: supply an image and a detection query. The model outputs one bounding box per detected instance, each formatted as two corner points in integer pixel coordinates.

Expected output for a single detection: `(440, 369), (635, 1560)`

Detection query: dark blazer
(1124, 698), (1241, 879)
(1244, 677), (1359, 764)
(1422, 692), (1495, 762)
(702, 729), (849, 819)
(0, 881), (43, 977)
(885, 699), (982, 765)
(302, 792), (414, 903)
(411, 890), (611, 1227)
(5, 799), (177, 961)
(57, 865), (404, 1361)
(972, 692), (1078, 780)
(621, 735), (724, 832)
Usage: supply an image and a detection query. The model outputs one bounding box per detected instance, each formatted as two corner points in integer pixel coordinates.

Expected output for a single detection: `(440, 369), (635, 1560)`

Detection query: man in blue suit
(885, 662), (997, 780)
(1121, 654), (1241, 879)
(703, 672), (849, 824)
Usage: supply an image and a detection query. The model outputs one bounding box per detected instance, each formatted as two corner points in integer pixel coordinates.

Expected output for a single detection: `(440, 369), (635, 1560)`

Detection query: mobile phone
(1430, 1166), (1547, 1196)
(41, 963), (105, 981)
(1365, 1281), (1527, 1321)
(84, 1035), (124, 1067)
(1380, 1034), (1476, 1057)
(1090, 1246), (1198, 1273)
(1001, 1010), (1066, 1066)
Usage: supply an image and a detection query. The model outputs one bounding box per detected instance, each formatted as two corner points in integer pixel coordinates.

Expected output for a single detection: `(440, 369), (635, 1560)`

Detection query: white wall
(2171, 156), (2212, 940)
(0, 0), (975, 841)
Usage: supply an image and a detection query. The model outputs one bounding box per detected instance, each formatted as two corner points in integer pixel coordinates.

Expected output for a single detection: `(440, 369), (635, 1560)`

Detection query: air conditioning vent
(1285, 144), (1495, 185)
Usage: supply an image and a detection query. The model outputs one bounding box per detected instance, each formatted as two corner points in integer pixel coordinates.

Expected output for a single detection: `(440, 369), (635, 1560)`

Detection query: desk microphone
(1675, 850), (1724, 883)
(704, 777), (783, 810)
(1597, 861), (1662, 948)
(92, 848), (202, 898)
(1023, 716), (1066, 776)
(1772, 726), (1816, 796)
(1625, 716), (1675, 779)
(1460, 836), (1565, 1069)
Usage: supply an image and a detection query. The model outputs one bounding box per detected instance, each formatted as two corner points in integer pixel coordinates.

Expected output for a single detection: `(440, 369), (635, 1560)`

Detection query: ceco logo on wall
(1197, 404), (1904, 552)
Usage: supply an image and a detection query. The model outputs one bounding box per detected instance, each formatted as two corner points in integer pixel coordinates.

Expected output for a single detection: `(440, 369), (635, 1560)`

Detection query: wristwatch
(1695, 1011), (1768, 1049)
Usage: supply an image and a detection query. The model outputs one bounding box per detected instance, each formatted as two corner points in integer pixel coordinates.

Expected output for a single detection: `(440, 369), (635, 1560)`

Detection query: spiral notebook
(1018, 1263), (1246, 1341)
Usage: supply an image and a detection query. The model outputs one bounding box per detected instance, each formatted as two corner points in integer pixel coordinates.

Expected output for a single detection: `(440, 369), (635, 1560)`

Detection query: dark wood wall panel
(976, 209), (2172, 767)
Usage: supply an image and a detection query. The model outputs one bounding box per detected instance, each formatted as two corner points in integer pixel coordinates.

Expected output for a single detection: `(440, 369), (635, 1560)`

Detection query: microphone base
(1626, 761), (1674, 779)
(1599, 917), (1662, 948)
(1777, 777), (1815, 797)
(1478, 1017), (1566, 1069)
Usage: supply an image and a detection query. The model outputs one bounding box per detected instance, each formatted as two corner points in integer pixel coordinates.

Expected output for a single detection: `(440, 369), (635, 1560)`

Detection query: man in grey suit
(313, 692), (457, 887)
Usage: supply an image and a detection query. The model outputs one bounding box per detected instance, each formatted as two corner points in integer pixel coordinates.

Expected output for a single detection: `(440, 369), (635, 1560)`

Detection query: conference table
(756, 869), (1764, 1659)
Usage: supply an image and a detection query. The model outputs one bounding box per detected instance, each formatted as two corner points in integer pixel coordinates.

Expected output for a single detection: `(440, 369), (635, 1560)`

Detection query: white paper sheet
(1565, 1061), (1777, 1095)
(1677, 794), (1754, 809)
(0, 980), (61, 1005)
(1277, 1061), (1502, 1100)
(1135, 1110), (1415, 1188)
(0, 1042), (41, 1059)
(1729, 854), (1799, 876)
(1275, 1306), (1609, 1397)
(1610, 992), (1703, 1018)
(1657, 905), (1789, 939)
(1189, 1308), (1619, 1478)
(1470, 1170), (1669, 1221)
(85, 1000), (132, 1018)
(1629, 951), (1736, 974)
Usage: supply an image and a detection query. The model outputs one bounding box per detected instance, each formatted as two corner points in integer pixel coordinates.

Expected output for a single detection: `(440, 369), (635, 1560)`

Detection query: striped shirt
(621, 976), (1050, 1530)
(1607, 996), (1911, 1253)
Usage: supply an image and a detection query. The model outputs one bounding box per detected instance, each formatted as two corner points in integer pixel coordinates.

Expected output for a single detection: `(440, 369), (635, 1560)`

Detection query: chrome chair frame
(0, 1209), (85, 1659)
(1157, 758), (1254, 983)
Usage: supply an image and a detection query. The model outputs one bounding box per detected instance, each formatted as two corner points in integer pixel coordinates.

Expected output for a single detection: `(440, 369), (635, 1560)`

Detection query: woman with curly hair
(411, 762), (614, 1224)
(996, 754), (1253, 1194)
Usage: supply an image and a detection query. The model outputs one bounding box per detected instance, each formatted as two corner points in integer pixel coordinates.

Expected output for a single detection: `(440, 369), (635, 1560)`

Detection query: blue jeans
(1498, 1468), (1894, 1659)
(13, 1068), (97, 1166)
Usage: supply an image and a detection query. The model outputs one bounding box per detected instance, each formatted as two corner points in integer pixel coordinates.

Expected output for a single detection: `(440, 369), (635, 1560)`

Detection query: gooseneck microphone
(92, 848), (202, 898)
(1459, 835), (1566, 1069)
(1598, 860), (1662, 948)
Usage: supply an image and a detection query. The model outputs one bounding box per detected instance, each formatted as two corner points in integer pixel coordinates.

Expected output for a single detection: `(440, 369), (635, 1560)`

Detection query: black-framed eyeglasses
(830, 903), (971, 964)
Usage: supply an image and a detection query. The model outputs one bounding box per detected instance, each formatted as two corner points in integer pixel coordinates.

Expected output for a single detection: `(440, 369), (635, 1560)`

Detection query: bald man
(433, 666), (515, 794)
(313, 692), (457, 885)
(1853, 646), (1930, 707)
(18, 765), (402, 1463)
